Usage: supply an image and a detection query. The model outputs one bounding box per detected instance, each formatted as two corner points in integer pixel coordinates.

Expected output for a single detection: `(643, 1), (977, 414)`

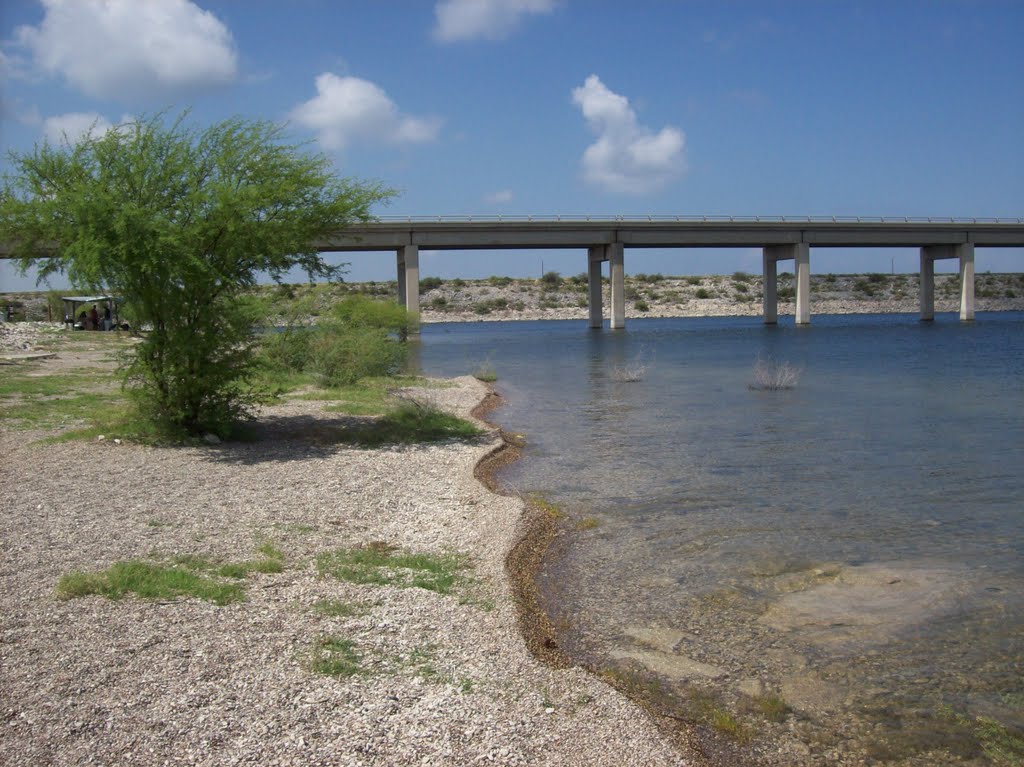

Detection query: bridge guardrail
(373, 214), (1024, 225)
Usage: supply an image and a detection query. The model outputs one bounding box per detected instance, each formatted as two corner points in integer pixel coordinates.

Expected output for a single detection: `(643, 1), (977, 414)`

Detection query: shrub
(259, 296), (411, 388)
(487, 275), (513, 287)
(854, 280), (876, 296)
(541, 271), (562, 287)
(634, 299), (650, 312)
(695, 288), (710, 299)
(749, 355), (801, 391)
(331, 294), (413, 336)
(419, 276), (443, 291)
(732, 271), (751, 282)
(685, 276), (702, 286)
(310, 326), (406, 387)
(635, 273), (665, 283)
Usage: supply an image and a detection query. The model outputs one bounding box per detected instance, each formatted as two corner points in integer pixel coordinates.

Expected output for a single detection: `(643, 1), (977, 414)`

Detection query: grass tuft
(308, 635), (362, 678)
(316, 544), (470, 596)
(56, 561), (244, 605)
(754, 693), (790, 723)
(334, 401), (484, 447)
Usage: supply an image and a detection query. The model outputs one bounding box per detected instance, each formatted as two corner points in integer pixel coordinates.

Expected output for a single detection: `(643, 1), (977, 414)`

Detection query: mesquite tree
(1, 112), (394, 435)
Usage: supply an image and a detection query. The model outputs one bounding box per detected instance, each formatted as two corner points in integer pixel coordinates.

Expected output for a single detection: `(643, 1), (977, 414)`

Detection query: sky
(1, 0), (1022, 291)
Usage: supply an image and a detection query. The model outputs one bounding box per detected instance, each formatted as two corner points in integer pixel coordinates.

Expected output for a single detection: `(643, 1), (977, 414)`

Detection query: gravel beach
(0, 324), (699, 767)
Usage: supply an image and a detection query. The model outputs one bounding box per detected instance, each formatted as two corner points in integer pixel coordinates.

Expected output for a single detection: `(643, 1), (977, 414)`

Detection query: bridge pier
(763, 243), (810, 324)
(586, 243), (625, 329)
(608, 242), (625, 329)
(396, 245), (420, 325)
(919, 243), (974, 321)
(587, 246), (604, 328)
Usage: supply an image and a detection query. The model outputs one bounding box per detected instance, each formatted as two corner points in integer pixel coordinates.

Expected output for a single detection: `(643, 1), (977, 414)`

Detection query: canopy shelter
(62, 295), (120, 330)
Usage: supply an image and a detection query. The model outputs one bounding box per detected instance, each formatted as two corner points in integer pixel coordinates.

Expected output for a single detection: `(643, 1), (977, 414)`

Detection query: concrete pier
(608, 242), (625, 329)
(920, 243), (975, 321)
(396, 244), (420, 321)
(588, 246), (604, 329)
(763, 243), (810, 324)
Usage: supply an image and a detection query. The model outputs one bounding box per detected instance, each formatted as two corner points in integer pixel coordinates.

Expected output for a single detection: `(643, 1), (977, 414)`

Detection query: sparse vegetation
(472, 359), (498, 382)
(316, 542), (471, 596)
(331, 399), (483, 447)
(307, 635), (362, 678)
(57, 559), (247, 605)
(749, 355), (801, 391)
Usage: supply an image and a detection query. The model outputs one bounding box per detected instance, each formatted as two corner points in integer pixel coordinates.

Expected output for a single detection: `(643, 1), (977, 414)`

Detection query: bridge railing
(373, 214), (1024, 224)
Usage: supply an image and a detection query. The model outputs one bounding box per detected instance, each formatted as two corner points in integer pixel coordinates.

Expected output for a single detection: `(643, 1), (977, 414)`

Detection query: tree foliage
(1, 112), (394, 436)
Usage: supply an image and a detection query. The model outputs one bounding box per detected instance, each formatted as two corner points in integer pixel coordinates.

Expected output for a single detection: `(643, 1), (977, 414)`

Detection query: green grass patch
(689, 688), (751, 742)
(575, 517), (600, 531)
(332, 402), (484, 447)
(317, 542), (470, 596)
(56, 561), (245, 605)
(754, 693), (789, 723)
(313, 375), (428, 414)
(308, 635), (362, 678)
(937, 705), (1024, 766)
(56, 545), (286, 604)
(530, 494), (565, 520)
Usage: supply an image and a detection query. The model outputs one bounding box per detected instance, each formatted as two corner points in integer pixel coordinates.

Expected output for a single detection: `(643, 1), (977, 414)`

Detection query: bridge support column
(794, 243), (811, 325)
(919, 247), (941, 321)
(920, 243), (974, 321)
(763, 244), (809, 324)
(762, 248), (779, 324)
(958, 243), (975, 321)
(396, 245), (420, 324)
(587, 246), (604, 329)
(608, 242), (625, 329)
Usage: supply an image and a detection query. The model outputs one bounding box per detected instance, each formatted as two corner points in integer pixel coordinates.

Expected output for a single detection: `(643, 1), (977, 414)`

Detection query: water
(415, 313), (1024, 764)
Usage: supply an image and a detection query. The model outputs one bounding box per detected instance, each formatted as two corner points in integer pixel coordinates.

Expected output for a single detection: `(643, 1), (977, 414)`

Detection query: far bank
(3, 272), (1023, 326)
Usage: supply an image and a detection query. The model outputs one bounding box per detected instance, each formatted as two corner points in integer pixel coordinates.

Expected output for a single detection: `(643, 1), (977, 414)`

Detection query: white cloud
(433, 0), (557, 42)
(571, 74), (686, 195)
(42, 111), (113, 144)
(290, 73), (441, 151)
(15, 0), (237, 100)
(484, 189), (514, 204)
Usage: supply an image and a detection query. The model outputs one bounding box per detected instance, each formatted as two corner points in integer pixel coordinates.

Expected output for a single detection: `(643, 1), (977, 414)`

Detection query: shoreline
(471, 389), (743, 767)
(0, 325), (700, 766)
(417, 298), (1023, 324)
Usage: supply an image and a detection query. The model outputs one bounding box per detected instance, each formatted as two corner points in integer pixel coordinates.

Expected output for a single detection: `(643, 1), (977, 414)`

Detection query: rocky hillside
(3, 271), (1022, 324)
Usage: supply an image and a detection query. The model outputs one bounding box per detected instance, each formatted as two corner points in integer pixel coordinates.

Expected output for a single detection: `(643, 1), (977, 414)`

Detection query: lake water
(415, 312), (1024, 764)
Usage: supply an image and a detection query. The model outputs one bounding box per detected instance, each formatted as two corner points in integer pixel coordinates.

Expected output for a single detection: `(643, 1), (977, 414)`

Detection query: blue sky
(2, 0), (1022, 291)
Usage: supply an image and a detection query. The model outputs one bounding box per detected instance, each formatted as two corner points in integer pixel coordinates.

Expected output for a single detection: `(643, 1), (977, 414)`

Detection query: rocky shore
(3, 271), (1022, 326)
(0, 324), (699, 766)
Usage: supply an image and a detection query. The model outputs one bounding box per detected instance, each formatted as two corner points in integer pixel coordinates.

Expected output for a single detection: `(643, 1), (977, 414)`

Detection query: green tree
(1, 112), (394, 436)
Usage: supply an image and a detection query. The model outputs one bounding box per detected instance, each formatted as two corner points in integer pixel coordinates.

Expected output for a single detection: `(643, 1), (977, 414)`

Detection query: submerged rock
(609, 647), (728, 681)
(758, 562), (972, 649)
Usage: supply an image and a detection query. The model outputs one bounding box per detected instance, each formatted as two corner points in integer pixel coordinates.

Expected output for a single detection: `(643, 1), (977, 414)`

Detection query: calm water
(415, 312), (1024, 763)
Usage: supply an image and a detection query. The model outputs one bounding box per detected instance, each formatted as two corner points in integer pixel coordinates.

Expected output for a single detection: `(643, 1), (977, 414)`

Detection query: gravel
(0, 329), (698, 766)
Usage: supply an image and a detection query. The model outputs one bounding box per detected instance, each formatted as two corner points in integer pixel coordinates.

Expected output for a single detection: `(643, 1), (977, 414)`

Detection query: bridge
(315, 216), (1024, 328)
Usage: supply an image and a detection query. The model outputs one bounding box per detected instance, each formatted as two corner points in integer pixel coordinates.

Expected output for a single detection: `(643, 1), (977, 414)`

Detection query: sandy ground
(0, 324), (701, 767)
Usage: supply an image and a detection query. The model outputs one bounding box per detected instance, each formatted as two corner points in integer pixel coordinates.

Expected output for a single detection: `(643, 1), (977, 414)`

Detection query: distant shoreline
(3, 271), (1022, 324)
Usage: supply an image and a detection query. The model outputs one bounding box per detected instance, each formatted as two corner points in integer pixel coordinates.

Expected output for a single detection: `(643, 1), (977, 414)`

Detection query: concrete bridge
(315, 216), (1024, 328)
